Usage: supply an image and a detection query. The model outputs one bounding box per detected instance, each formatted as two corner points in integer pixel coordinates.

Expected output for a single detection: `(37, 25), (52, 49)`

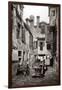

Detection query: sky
(23, 5), (49, 25)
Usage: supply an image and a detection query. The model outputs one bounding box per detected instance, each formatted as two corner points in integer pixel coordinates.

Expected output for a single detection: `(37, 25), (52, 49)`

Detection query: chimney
(36, 16), (40, 27)
(29, 15), (34, 27)
(25, 18), (29, 25)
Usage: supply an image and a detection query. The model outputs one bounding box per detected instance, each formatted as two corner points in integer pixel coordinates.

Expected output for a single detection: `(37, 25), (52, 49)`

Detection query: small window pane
(40, 42), (43, 50)
(18, 51), (21, 56)
(52, 10), (55, 16)
(19, 58), (21, 62)
(17, 29), (19, 39)
(41, 25), (45, 34)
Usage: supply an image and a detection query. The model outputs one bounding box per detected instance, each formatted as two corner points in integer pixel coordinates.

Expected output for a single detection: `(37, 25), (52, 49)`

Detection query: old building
(12, 4), (24, 61)
(47, 6), (60, 67)
(28, 15), (51, 65)
(12, 4), (33, 66)
(48, 6), (60, 60)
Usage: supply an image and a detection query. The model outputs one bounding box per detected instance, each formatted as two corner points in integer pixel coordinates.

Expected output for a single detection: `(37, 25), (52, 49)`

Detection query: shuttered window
(40, 42), (43, 50)
(22, 26), (25, 43)
(18, 51), (21, 56)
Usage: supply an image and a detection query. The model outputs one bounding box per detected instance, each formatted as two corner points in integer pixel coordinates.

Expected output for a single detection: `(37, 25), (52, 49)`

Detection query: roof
(39, 21), (49, 25)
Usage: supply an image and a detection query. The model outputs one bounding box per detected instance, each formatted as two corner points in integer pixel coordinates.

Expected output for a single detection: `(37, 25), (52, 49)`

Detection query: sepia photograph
(8, 2), (60, 88)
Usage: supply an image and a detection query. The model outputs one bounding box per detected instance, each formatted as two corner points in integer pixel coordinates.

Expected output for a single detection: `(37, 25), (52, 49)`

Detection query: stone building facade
(48, 6), (60, 58)
(12, 4), (33, 66)
(28, 15), (52, 65)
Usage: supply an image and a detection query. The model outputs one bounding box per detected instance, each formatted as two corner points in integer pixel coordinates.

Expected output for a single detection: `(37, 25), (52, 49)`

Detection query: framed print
(8, 1), (61, 88)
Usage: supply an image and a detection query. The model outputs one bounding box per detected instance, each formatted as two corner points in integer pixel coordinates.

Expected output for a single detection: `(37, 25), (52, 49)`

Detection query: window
(40, 42), (43, 50)
(22, 26), (25, 43)
(51, 10), (55, 16)
(47, 43), (51, 49)
(17, 29), (19, 39)
(19, 58), (21, 62)
(18, 51), (21, 56)
(52, 10), (55, 16)
(16, 22), (21, 39)
(41, 25), (45, 34)
(18, 22), (20, 29)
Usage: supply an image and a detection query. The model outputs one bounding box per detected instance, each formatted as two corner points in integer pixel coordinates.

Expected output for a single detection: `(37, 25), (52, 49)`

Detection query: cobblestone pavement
(12, 62), (59, 87)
